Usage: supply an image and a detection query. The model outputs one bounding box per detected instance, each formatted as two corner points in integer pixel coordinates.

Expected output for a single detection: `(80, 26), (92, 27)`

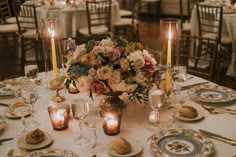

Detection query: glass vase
(41, 18), (65, 103)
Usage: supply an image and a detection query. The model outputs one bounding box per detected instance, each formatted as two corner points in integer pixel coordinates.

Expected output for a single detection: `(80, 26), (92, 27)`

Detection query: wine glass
(21, 84), (40, 129)
(24, 63), (39, 83)
(148, 89), (165, 131)
(71, 98), (90, 145)
(84, 108), (105, 154)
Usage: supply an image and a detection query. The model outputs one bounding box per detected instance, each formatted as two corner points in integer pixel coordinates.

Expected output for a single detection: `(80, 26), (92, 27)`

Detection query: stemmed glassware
(21, 84), (40, 129)
(84, 108), (105, 154)
(148, 89), (165, 131)
(71, 98), (90, 145)
(24, 63), (39, 83)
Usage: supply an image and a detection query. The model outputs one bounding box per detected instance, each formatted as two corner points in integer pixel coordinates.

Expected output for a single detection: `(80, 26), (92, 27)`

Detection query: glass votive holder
(100, 108), (122, 136)
(149, 110), (160, 125)
(68, 80), (79, 94)
(48, 103), (70, 131)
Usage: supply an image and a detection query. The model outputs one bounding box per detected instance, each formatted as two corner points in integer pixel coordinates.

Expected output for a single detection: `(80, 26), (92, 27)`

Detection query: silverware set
(201, 104), (236, 115)
(199, 129), (236, 146)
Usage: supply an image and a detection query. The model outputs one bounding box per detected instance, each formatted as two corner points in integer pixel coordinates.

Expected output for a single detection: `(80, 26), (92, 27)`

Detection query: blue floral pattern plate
(147, 129), (214, 157)
(25, 148), (79, 157)
(187, 85), (236, 103)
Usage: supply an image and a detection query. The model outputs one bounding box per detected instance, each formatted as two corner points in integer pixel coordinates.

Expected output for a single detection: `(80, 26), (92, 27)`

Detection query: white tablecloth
(36, 1), (120, 38)
(190, 3), (236, 78)
(0, 72), (236, 156)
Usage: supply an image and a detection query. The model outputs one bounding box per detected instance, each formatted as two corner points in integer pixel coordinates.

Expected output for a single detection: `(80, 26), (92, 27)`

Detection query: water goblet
(21, 84), (40, 129)
(148, 89), (165, 131)
(24, 63), (39, 83)
(71, 98), (90, 145)
(84, 108), (106, 154)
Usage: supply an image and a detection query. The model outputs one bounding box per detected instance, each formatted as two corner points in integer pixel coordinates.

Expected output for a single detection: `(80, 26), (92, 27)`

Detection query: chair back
(86, 0), (111, 35)
(13, 3), (38, 34)
(0, 0), (12, 22)
(173, 35), (218, 81)
(196, 3), (222, 42)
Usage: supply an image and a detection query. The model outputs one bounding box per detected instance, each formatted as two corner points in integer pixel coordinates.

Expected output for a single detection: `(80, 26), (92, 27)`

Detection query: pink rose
(91, 79), (110, 96)
(143, 56), (156, 74)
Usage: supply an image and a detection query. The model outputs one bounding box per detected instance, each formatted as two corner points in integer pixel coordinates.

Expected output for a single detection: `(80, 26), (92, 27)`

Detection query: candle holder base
(51, 88), (65, 103)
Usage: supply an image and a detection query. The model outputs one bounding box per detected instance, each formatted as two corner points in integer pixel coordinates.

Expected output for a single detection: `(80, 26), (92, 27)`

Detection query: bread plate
(175, 109), (204, 122)
(17, 132), (53, 150)
(107, 138), (143, 157)
(5, 102), (30, 119)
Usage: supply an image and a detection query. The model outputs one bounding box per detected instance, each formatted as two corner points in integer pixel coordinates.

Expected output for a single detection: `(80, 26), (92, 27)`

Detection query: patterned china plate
(147, 129), (214, 157)
(25, 148), (79, 157)
(17, 132), (53, 150)
(187, 85), (236, 103)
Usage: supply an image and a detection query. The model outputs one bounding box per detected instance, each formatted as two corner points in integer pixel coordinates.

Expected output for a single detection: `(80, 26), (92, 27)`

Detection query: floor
(0, 7), (236, 90)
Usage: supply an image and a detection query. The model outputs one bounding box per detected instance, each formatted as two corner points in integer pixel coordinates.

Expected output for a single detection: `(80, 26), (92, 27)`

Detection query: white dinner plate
(25, 148), (79, 157)
(107, 138), (143, 157)
(175, 109), (204, 122)
(0, 83), (14, 96)
(17, 132), (53, 150)
(5, 102), (31, 119)
(0, 115), (7, 131)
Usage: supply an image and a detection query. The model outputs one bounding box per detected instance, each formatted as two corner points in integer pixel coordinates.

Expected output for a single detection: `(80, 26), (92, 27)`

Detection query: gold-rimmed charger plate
(147, 129), (214, 157)
(17, 132), (53, 150)
(187, 85), (236, 103)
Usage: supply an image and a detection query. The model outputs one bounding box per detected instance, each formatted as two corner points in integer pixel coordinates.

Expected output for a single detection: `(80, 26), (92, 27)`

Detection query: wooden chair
(77, 0), (112, 39)
(179, 0), (203, 34)
(113, 0), (139, 41)
(173, 35), (219, 82)
(138, 0), (161, 16)
(0, 0), (16, 24)
(13, 3), (41, 73)
(196, 3), (232, 82)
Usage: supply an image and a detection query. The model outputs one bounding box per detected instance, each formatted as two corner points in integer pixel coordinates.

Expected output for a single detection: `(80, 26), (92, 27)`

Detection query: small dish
(25, 148), (79, 157)
(107, 138), (143, 157)
(175, 108), (204, 122)
(17, 132), (53, 150)
(0, 115), (7, 131)
(5, 102), (30, 119)
(148, 129), (214, 157)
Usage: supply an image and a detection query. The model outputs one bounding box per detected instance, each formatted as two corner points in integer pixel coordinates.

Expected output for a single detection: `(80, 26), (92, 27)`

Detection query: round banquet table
(36, 0), (120, 38)
(0, 72), (236, 156)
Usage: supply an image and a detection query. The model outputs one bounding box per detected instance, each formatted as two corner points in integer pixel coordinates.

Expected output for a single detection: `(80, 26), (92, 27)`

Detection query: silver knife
(0, 138), (14, 144)
(199, 129), (236, 145)
(181, 81), (209, 91)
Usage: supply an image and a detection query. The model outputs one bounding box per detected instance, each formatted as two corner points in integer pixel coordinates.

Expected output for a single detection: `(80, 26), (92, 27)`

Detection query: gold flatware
(181, 81), (209, 91)
(0, 103), (9, 107)
(199, 129), (236, 145)
(0, 138), (14, 144)
(201, 105), (236, 115)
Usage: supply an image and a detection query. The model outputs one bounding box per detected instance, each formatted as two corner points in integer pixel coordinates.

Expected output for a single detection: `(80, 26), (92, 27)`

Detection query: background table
(0, 72), (236, 156)
(36, 0), (120, 38)
(190, 2), (236, 78)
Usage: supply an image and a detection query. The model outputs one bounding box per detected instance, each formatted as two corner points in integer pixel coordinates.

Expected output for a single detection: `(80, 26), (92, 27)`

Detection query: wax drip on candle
(48, 26), (58, 79)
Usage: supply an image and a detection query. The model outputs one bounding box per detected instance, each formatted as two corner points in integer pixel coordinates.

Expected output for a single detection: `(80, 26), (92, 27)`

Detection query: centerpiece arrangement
(65, 37), (160, 108)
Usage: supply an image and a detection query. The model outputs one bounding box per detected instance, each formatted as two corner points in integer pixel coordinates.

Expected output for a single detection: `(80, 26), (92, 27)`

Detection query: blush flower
(91, 79), (110, 96)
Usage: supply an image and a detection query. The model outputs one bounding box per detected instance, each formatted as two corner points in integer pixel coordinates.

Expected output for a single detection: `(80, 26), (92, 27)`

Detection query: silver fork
(201, 105), (236, 115)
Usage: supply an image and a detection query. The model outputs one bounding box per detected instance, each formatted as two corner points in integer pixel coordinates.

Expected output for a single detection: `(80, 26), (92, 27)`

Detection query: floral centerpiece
(65, 37), (160, 107)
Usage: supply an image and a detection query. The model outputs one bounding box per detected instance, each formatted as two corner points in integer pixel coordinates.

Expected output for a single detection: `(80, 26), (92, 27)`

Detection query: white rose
(109, 82), (127, 92)
(100, 38), (113, 46)
(97, 66), (113, 80)
(133, 56), (145, 69)
(75, 76), (92, 92)
(108, 70), (121, 84)
(134, 71), (147, 86)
